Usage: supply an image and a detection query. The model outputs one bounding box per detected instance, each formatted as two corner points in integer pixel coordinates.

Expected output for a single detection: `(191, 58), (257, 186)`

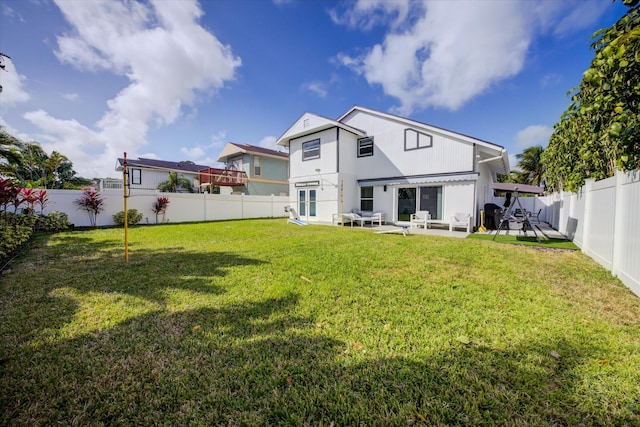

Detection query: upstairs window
(131, 168), (141, 185)
(254, 156), (262, 176)
(404, 129), (433, 151)
(302, 139), (320, 161)
(357, 137), (374, 157)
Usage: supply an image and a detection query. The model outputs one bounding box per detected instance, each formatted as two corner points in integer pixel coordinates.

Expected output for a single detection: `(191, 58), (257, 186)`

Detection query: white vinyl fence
(489, 170), (640, 297)
(514, 170), (640, 298)
(38, 190), (289, 228)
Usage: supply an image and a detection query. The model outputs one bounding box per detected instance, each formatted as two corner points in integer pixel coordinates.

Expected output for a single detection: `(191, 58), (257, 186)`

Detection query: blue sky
(0, 0), (628, 178)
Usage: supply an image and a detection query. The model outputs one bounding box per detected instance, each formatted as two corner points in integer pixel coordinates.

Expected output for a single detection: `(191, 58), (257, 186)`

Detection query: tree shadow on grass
(27, 231), (267, 305)
(2, 293), (638, 426)
(0, 234), (267, 360)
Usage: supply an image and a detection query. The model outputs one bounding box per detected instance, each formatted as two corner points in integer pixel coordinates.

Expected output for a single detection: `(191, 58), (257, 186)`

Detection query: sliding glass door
(397, 186), (442, 221)
(397, 188), (416, 221)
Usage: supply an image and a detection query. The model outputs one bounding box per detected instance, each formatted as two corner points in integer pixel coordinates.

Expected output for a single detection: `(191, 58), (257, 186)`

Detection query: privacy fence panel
(540, 170), (640, 297)
(40, 190), (289, 227)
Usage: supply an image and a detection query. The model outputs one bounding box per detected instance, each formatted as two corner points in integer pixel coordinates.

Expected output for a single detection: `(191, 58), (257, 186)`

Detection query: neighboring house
(212, 143), (289, 196)
(115, 157), (211, 192)
(275, 106), (509, 228)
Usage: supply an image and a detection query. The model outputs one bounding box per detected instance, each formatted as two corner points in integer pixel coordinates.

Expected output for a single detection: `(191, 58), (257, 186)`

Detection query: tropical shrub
(74, 189), (105, 227)
(152, 196), (170, 224)
(35, 211), (73, 233)
(0, 224), (32, 264)
(0, 178), (20, 212)
(112, 209), (143, 226)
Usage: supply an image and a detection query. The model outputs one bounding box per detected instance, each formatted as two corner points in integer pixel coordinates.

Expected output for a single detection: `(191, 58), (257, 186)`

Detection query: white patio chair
(450, 213), (472, 232)
(410, 210), (430, 229)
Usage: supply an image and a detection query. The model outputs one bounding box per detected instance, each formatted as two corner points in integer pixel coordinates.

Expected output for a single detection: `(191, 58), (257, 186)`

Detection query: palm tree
(157, 171), (194, 193)
(0, 127), (25, 174)
(45, 151), (75, 189)
(515, 145), (545, 187)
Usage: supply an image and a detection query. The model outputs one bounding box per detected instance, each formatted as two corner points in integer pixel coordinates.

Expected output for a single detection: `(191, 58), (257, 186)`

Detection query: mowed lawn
(1, 219), (639, 426)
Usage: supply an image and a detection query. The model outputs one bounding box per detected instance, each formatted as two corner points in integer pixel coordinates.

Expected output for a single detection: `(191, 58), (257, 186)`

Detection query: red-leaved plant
(152, 196), (170, 224)
(74, 189), (105, 227)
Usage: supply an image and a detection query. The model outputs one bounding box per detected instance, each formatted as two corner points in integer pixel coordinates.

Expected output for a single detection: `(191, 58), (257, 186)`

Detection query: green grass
(1, 219), (639, 426)
(467, 232), (579, 250)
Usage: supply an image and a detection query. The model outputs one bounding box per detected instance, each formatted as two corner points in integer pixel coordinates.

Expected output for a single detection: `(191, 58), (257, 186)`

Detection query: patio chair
(450, 213), (472, 232)
(531, 208), (542, 223)
(410, 210), (430, 229)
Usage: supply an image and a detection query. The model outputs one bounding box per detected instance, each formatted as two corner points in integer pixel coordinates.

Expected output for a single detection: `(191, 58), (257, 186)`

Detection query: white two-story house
(275, 106), (509, 229)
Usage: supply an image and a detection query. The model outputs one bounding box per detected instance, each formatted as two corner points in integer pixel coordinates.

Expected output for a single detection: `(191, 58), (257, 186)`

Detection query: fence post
(581, 179), (594, 252)
(611, 170), (625, 277)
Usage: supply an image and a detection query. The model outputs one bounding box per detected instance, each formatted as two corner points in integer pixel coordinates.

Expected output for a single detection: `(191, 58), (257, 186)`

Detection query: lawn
(1, 219), (639, 426)
(467, 232), (579, 250)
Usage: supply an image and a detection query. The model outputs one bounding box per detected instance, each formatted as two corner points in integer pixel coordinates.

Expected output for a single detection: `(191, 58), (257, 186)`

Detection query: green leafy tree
(157, 171), (194, 193)
(543, 1), (640, 192)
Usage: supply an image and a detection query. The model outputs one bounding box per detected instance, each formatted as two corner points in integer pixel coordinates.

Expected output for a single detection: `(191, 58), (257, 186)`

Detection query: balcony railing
(199, 168), (247, 187)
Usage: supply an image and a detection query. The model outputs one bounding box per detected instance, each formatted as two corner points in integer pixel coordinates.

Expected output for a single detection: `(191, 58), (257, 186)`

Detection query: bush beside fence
(33, 190), (290, 227)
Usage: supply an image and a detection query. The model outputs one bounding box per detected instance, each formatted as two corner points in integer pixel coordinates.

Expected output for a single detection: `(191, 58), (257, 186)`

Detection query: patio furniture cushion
(410, 210), (430, 228)
(450, 213), (472, 232)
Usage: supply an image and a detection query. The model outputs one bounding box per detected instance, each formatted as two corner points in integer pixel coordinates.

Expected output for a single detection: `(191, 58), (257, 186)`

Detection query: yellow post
(478, 209), (487, 232)
(123, 152), (129, 263)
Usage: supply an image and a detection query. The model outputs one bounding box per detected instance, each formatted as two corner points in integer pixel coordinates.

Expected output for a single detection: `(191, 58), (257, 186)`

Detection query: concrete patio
(328, 220), (568, 241)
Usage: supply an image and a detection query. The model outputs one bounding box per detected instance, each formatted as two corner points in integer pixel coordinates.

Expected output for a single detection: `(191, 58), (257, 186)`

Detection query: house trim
(277, 112), (366, 147)
(357, 172), (479, 187)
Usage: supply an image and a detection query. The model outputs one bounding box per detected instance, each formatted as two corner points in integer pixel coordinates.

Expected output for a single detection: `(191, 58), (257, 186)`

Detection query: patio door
(298, 189), (317, 221)
(397, 188), (416, 221)
(419, 186), (442, 220)
(397, 186), (442, 221)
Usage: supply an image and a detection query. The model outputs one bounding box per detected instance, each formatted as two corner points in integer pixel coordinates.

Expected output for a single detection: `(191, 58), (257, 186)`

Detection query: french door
(298, 189), (317, 221)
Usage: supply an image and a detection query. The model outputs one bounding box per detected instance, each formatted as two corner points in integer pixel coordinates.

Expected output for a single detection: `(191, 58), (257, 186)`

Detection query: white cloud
(540, 73), (561, 88)
(329, 0), (412, 31)
(1, 4), (25, 23)
(304, 81), (328, 98)
(0, 118), (31, 142)
(62, 93), (79, 101)
(23, 109), (109, 178)
(334, 0), (610, 114)
(258, 136), (277, 150)
(23, 0), (241, 178)
(138, 152), (160, 160)
(0, 57), (30, 105)
(514, 125), (553, 149)
(532, 0), (609, 37)
(180, 146), (206, 159)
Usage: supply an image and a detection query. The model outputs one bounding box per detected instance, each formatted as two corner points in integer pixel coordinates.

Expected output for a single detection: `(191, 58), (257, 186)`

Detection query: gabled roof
(338, 105), (504, 151)
(115, 157), (211, 173)
(338, 105), (509, 173)
(217, 143), (288, 163)
(276, 112), (366, 147)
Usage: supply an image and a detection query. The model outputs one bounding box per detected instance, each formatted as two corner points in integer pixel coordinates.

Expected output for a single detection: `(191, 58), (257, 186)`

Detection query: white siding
(341, 110), (474, 179)
(289, 128), (338, 179)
